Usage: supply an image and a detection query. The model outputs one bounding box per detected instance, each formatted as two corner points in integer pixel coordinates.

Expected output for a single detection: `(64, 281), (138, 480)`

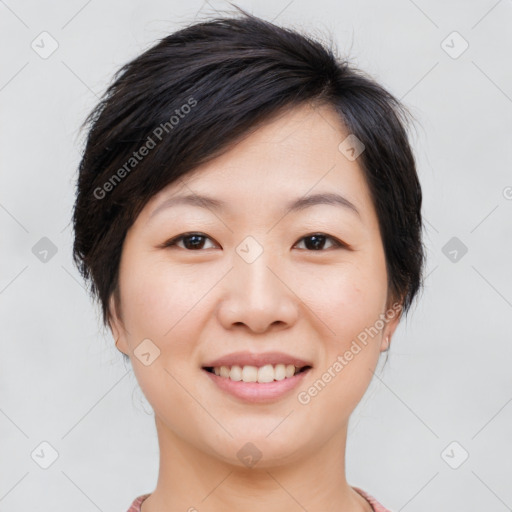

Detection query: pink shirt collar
(127, 487), (392, 511)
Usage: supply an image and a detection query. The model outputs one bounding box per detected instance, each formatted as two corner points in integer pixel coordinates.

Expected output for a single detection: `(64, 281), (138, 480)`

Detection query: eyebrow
(148, 191), (361, 220)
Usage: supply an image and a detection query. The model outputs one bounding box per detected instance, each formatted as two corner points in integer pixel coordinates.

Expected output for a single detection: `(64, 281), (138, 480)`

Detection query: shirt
(126, 486), (392, 511)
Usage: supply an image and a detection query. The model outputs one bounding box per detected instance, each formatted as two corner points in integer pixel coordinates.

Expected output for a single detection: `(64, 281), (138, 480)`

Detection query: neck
(141, 415), (373, 512)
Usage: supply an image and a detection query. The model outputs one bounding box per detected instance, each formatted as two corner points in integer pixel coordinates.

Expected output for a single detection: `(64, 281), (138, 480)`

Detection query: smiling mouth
(202, 364), (312, 383)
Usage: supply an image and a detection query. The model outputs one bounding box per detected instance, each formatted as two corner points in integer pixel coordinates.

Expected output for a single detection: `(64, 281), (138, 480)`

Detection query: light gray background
(1, 1), (511, 511)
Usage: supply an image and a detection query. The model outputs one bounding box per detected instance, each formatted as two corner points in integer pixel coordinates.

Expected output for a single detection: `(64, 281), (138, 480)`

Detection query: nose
(216, 249), (299, 334)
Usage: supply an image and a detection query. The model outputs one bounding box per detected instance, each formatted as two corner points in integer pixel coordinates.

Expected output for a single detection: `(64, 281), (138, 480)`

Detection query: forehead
(141, 103), (376, 224)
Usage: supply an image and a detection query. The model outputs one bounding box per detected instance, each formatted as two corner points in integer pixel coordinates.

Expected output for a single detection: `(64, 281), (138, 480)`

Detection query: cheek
(296, 250), (387, 398)
(119, 254), (196, 336)
(118, 254), (221, 371)
(119, 258), (210, 416)
(301, 255), (388, 341)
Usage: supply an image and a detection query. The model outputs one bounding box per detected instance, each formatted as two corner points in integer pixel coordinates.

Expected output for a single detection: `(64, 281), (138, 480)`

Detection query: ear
(108, 293), (129, 355)
(379, 300), (403, 352)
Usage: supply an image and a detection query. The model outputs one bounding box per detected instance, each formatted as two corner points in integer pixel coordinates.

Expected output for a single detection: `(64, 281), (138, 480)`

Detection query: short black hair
(72, 6), (425, 333)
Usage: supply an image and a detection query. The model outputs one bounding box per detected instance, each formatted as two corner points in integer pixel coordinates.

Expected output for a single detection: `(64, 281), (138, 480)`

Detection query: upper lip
(202, 351), (313, 369)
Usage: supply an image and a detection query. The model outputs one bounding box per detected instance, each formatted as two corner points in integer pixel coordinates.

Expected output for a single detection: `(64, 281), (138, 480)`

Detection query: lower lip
(202, 368), (311, 403)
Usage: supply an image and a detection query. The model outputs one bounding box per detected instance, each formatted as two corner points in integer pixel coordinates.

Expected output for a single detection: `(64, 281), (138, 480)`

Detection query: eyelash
(161, 232), (349, 251)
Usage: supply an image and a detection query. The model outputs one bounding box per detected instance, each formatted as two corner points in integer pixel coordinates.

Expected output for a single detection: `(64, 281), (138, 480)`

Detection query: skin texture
(110, 102), (401, 512)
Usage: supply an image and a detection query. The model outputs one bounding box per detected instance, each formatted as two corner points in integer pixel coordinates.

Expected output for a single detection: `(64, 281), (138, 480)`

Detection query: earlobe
(108, 294), (128, 355)
(380, 299), (403, 352)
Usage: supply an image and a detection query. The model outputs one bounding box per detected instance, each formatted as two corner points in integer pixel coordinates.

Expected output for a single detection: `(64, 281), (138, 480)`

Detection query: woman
(72, 7), (424, 512)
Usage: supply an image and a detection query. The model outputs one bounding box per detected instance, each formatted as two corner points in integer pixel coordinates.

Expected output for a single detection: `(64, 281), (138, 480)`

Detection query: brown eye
(163, 233), (217, 250)
(295, 233), (345, 251)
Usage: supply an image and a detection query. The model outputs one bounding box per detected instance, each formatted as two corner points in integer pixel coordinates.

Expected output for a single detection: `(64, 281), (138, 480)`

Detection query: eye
(161, 232), (349, 251)
(294, 233), (347, 251)
(162, 232), (218, 250)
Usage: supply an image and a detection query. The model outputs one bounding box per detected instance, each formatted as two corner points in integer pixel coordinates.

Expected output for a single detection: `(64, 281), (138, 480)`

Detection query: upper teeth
(212, 364), (301, 383)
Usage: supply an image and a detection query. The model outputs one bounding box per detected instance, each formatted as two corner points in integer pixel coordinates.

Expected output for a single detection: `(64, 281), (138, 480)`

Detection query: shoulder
(352, 486), (394, 512)
(125, 493), (151, 512)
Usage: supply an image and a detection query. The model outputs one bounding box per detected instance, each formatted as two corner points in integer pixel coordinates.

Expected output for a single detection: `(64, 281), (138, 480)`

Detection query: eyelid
(160, 232), (351, 251)
(160, 232), (219, 249)
(295, 232), (351, 251)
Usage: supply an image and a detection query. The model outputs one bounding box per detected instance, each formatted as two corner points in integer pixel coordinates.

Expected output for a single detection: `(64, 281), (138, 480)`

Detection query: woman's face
(111, 102), (401, 467)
